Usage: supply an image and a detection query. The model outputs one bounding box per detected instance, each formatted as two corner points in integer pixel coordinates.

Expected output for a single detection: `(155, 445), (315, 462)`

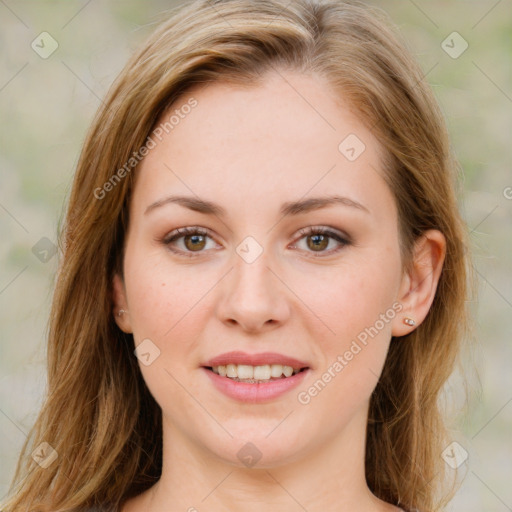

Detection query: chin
(202, 432), (309, 470)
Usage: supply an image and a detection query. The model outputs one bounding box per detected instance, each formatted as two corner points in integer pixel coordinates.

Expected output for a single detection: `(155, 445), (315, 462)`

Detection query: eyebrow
(144, 194), (370, 217)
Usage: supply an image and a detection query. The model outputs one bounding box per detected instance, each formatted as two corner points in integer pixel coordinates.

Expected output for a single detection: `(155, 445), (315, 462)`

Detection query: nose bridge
(216, 238), (290, 331)
(233, 247), (273, 297)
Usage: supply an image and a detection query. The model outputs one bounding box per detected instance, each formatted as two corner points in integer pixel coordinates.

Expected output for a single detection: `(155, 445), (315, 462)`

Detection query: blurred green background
(0, 0), (511, 510)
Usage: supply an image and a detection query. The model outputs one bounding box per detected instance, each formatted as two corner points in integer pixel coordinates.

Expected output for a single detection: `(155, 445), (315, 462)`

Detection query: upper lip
(202, 351), (310, 369)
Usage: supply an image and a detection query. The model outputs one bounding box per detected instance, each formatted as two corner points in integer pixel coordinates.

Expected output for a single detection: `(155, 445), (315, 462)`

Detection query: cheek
(123, 245), (220, 401)
(123, 251), (211, 419)
(293, 249), (402, 413)
(124, 244), (205, 341)
(298, 256), (401, 350)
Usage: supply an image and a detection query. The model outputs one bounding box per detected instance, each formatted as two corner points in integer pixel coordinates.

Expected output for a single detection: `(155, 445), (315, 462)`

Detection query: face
(113, 70), (417, 468)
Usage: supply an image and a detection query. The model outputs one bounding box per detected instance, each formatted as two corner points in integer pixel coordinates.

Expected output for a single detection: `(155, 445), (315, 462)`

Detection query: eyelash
(160, 226), (351, 259)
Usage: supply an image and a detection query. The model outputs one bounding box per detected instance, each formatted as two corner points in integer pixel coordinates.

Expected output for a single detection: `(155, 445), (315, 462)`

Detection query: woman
(2, 0), (471, 511)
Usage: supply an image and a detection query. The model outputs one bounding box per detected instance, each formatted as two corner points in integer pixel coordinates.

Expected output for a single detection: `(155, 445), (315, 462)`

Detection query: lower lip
(202, 367), (310, 403)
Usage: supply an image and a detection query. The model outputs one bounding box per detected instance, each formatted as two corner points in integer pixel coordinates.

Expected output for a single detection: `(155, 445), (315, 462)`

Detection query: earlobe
(392, 230), (446, 337)
(112, 273), (133, 333)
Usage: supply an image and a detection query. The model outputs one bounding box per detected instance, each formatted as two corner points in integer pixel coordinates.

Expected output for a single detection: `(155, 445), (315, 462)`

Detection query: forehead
(131, 70), (393, 220)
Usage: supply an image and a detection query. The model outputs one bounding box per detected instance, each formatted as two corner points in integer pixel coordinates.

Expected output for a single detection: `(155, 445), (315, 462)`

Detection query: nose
(215, 248), (291, 333)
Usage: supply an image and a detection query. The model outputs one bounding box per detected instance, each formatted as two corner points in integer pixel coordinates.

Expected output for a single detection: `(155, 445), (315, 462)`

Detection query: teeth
(211, 364), (302, 381)
(253, 364), (271, 380)
(237, 364), (254, 379)
(283, 365), (293, 377)
(270, 364), (284, 378)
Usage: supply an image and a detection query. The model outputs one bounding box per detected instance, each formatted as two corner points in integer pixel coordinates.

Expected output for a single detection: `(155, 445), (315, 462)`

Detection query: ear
(392, 229), (446, 337)
(112, 273), (133, 333)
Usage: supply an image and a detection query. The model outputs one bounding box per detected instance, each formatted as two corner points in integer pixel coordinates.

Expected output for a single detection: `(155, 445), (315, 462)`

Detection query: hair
(2, 1), (472, 511)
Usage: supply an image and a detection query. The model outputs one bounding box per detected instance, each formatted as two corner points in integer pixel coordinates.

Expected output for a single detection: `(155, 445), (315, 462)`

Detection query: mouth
(203, 364), (309, 384)
(201, 351), (311, 401)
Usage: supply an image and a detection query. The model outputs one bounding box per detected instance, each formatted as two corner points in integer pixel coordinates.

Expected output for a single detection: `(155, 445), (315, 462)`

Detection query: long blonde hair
(2, 1), (471, 511)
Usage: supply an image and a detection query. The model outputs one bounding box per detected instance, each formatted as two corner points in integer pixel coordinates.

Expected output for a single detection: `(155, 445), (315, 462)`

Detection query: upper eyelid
(163, 225), (349, 249)
(165, 225), (347, 240)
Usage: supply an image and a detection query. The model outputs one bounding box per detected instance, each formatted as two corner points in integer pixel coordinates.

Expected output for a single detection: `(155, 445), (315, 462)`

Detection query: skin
(113, 69), (445, 512)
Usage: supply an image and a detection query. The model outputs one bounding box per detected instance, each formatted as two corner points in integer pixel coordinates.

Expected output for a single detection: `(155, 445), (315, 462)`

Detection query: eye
(291, 226), (350, 257)
(160, 225), (350, 258)
(162, 227), (219, 257)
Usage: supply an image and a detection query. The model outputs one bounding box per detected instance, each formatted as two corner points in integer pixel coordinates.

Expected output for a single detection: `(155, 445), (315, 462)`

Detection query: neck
(135, 407), (396, 512)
